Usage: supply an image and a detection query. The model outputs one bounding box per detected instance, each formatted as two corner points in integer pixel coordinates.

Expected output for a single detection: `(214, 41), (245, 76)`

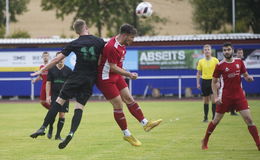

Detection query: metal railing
(128, 74), (260, 99)
(0, 74), (259, 100)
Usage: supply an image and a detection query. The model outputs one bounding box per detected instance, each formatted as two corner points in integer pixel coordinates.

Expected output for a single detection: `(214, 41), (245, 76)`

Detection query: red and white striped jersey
(97, 36), (126, 80)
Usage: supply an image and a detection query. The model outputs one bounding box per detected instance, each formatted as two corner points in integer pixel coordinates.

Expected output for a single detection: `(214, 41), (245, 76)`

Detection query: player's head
(73, 19), (88, 35)
(42, 51), (49, 63)
(222, 42), (233, 60)
(56, 52), (64, 66)
(236, 48), (244, 59)
(203, 44), (212, 58)
(119, 24), (137, 46)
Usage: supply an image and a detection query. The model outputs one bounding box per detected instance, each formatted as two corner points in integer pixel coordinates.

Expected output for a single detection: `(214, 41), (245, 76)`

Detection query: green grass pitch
(0, 100), (259, 160)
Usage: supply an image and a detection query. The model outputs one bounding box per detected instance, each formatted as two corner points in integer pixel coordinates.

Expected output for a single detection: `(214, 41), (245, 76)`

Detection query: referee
(196, 44), (219, 122)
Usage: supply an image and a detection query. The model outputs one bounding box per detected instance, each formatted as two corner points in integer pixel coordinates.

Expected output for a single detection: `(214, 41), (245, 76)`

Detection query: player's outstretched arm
(30, 53), (65, 77)
(243, 72), (254, 82)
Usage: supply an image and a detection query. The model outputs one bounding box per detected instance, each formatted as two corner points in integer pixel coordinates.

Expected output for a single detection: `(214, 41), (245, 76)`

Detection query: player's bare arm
(30, 53), (65, 77)
(196, 70), (201, 89)
(243, 72), (254, 82)
(46, 81), (51, 104)
(32, 75), (42, 83)
(109, 63), (138, 80)
(211, 77), (221, 105)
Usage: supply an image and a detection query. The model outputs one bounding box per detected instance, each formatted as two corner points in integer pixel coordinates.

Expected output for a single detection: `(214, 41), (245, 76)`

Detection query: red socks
(127, 102), (144, 122)
(203, 122), (216, 146)
(114, 109), (127, 130)
(248, 125), (260, 146)
(41, 102), (51, 110)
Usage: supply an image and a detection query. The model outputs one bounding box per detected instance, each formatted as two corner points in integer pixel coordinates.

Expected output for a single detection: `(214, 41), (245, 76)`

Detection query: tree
(41, 0), (166, 37)
(0, 0), (30, 37)
(190, 0), (260, 33)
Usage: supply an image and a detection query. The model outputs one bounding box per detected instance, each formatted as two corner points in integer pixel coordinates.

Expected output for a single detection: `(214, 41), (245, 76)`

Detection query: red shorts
(216, 97), (249, 114)
(40, 84), (46, 101)
(96, 75), (128, 100)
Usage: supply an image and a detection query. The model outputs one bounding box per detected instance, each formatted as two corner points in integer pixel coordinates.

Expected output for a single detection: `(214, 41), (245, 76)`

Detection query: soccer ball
(135, 2), (153, 18)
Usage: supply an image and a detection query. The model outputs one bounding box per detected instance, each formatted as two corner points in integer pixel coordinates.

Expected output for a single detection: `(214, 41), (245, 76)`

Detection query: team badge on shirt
(236, 64), (240, 69)
(225, 67), (229, 72)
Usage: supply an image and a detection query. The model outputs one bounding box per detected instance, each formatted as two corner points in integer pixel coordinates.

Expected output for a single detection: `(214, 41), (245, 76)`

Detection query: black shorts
(51, 95), (69, 113)
(59, 72), (96, 106)
(201, 79), (213, 97)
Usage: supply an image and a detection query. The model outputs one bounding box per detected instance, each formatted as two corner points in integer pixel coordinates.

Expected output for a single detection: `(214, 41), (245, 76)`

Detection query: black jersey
(47, 65), (72, 96)
(61, 35), (105, 75)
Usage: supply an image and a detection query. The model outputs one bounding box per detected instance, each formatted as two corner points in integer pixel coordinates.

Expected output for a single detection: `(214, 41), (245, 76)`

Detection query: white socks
(123, 129), (131, 136)
(140, 118), (148, 126)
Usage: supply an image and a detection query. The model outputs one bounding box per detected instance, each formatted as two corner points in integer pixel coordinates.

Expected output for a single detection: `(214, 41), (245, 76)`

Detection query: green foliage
(0, 0), (30, 28)
(41, 0), (166, 37)
(0, 27), (5, 38)
(0, 0), (30, 37)
(190, 0), (260, 33)
(7, 30), (30, 38)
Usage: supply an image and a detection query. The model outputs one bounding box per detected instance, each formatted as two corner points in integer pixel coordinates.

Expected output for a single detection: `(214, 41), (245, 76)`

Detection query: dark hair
(223, 42), (232, 48)
(42, 51), (49, 55)
(119, 24), (137, 35)
(237, 48), (243, 51)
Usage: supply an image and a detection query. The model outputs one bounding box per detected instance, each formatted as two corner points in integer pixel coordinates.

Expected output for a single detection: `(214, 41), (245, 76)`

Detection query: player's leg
(40, 87), (51, 109)
(59, 78), (93, 149)
(59, 102), (84, 149)
(55, 112), (65, 140)
(47, 118), (54, 139)
(201, 112), (224, 150)
(239, 109), (260, 150)
(201, 79), (209, 122)
(30, 97), (66, 138)
(120, 86), (162, 132)
(203, 96), (210, 122)
(97, 78), (141, 146)
(110, 94), (141, 146)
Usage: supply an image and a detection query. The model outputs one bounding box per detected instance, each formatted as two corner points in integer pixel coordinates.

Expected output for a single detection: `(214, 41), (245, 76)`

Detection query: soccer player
(96, 24), (162, 147)
(32, 51), (51, 110)
(30, 19), (105, 149)
(45, 52), (72, 140)
(196, 44), (219, 122)
(201, 42), (260, 151)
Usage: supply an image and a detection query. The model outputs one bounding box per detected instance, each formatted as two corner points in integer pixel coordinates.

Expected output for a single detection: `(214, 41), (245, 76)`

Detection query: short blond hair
(73, 19), (86, 34)
(203, 44), (211, 50)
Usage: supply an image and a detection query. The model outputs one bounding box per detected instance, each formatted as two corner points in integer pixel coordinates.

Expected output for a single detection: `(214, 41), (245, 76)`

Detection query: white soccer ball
(135, 2), (153, 18)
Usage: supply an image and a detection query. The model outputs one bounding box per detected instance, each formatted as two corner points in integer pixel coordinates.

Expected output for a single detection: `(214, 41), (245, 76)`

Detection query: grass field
(0, 100), (259, 160)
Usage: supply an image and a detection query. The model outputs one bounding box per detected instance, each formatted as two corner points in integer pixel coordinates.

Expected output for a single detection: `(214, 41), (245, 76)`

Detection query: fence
(0, 74), (260, 100)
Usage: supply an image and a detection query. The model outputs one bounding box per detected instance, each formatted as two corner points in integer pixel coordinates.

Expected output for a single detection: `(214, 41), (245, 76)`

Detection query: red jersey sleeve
(240, 59), (246, 74)
(107, 47), (119, 64)
(213, 64), (221, 78)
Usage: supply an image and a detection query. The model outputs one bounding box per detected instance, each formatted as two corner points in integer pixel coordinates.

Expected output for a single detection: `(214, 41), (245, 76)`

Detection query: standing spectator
(201, 42), (260, 151)
(196, 44), (219, 122)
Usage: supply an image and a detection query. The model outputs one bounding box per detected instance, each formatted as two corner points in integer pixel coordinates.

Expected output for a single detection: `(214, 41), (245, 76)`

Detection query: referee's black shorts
(201, 79), (213, 97)
(59, 72), (96, 106)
